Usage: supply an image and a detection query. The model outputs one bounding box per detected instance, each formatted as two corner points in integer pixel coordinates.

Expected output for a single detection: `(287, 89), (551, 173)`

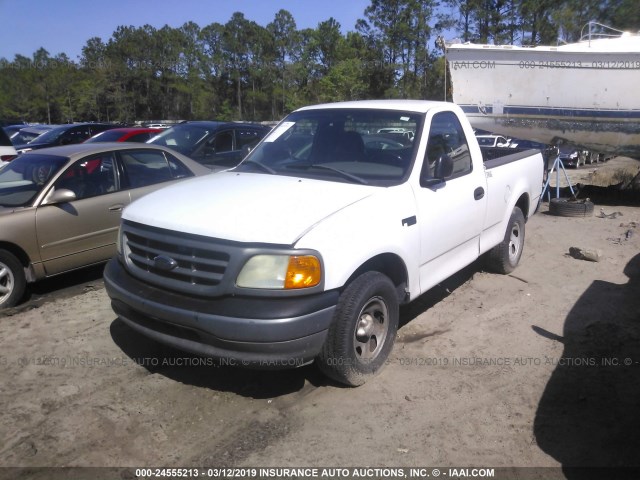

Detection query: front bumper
(104, 258), (338, 367)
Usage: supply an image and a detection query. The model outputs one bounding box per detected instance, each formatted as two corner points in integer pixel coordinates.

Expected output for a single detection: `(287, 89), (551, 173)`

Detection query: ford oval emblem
(153, 255), (178, 271)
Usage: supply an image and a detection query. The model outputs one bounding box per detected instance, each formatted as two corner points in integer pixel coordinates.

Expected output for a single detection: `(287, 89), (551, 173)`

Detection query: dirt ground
(1, 157), (640, 479)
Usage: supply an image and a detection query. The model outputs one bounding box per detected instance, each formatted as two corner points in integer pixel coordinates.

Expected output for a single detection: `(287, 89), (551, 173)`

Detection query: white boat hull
(446, 36), (640, 159)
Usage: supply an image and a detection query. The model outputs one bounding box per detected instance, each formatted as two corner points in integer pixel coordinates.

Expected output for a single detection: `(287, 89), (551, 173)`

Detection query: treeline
(0, 0), (638, 124)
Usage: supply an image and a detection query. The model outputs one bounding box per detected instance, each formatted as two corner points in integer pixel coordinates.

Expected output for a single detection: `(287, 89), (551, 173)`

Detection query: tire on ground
(549, 198), (594, 217)
(317, 271), (399, 387)
(485, 206), (526, 274)
(0, 249), (26, 309)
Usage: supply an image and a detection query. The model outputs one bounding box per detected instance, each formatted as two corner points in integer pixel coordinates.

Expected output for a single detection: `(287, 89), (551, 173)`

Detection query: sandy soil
(1, 158), (639, 478)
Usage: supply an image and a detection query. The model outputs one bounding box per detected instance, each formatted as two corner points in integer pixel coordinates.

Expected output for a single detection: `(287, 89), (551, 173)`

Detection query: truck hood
(123, 172), (375, 245)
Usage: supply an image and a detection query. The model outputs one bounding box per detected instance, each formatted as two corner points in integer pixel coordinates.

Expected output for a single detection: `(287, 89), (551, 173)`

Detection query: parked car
(13, 123), (120, 154)
(85, 127), (163, 144)
(0, 143), (211, 308)
(147, 121), (271, 168)
(10, 125), (58, 145)
(0, 128), (18, 168)
(500, 138), (558, 175)
(476, 134), (512, 148)
(558, 145), (589, 168)
(376, 127), (414, 139)
(363, 134), (406, 150)
(2, 124), (28, 138)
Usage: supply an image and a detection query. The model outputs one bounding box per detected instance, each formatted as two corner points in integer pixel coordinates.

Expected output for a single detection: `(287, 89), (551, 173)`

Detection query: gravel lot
(1, 157), (639, 479)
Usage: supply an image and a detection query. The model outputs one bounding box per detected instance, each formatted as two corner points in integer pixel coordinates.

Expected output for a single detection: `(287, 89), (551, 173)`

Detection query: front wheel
(485, 207), (525, 274)
(0, 249), (26, 309)
(317, 271), (399, 387)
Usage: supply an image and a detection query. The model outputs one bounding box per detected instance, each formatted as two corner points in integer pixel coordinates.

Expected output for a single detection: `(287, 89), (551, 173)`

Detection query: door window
(236, 129), (262, 150)
(213, 131), (234, 153)
(422, 112), (472, 181)
(53, 153), (117, 200)
(120, 150), (175, 188)
(59, 126), (91, 145)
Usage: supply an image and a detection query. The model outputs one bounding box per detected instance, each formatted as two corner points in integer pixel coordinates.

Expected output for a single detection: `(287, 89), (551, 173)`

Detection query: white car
(476, 134), (512, 148)
(0, 128), (18, 169)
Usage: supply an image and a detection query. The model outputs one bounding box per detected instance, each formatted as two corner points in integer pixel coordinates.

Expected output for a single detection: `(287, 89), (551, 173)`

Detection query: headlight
(570, 152), (578, 158)
(236, 254), (321, 289)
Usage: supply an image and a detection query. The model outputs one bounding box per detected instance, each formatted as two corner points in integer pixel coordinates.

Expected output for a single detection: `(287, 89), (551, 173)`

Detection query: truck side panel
(480, 150), (544, 254)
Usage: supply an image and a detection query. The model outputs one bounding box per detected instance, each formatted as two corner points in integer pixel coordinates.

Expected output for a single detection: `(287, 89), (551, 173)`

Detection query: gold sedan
(0, 143), (212, 308)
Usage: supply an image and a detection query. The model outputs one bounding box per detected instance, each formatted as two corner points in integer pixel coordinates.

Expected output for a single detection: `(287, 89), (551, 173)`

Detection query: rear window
(86, 130), (123, 143)
(127, 132), (154, 143)
(148, 124), (219, 155)
(119, 149), (191, 188)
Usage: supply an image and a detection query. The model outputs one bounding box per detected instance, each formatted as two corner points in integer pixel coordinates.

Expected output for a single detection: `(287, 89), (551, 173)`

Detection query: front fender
(294, 184), (420, 296)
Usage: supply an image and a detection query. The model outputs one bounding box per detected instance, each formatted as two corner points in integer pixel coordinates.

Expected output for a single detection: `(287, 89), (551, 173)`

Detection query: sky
(0, 0), (372, 61)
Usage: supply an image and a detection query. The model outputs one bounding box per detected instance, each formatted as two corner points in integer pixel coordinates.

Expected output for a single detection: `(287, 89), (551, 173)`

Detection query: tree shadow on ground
(533, 253), (640, 480)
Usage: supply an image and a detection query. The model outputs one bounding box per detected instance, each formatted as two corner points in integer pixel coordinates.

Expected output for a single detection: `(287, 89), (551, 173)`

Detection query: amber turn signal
(284, 255), (321, 289)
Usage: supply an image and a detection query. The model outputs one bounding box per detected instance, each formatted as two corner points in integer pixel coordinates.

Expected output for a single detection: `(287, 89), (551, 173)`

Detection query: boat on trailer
(445, 23), (640, 159)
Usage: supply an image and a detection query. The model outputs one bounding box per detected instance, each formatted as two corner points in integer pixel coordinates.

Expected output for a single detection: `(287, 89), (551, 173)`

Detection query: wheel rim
(0, 262), (15, 306)
(353, 296), (389, 362)
(508, 223), (522, 263)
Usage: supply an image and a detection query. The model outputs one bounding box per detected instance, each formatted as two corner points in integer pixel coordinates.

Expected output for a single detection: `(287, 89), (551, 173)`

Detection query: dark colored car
(14, 123), (120, 154)
(2, 124), (28, 137)
(85, 127), (163, 144)
(147, 121), (271, 167)
(10, 125), (59, 145)
(558, 145), (588, 168)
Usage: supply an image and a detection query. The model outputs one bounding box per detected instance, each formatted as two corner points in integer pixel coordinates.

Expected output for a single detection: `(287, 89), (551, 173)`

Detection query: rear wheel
(0, 250), (26, 309)
(317, 271), (399, 386)
(485, 207), (525, 274)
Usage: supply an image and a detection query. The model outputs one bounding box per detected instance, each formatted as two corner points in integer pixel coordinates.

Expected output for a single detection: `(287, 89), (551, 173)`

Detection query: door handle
(474, 187), (485, 200)
(108, 204), (124, 212)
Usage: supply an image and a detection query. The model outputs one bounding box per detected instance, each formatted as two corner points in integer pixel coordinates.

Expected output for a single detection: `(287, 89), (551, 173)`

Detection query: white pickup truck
(104, 100), (543, 386)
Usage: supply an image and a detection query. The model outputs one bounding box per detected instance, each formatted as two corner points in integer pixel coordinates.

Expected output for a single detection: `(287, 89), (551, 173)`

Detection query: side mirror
(421, 155), (453, 189)
(43, 188), (77, 205)
(433, 154), (454, 179)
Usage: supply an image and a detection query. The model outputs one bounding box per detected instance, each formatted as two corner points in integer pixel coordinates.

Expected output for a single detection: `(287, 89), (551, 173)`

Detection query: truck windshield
(235, 109), (423, 186)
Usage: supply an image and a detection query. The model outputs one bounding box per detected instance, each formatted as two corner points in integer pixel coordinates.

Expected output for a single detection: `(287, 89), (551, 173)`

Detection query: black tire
(0, 249), (26, 309)
(549, 198), (594, 217)
(485, 207), (525, 274)
(317, 271), (399, 386)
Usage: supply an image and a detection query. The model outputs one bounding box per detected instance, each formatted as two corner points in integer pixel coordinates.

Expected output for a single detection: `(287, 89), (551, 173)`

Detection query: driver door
(35, 152), (130, 275)
(413, 111), (487, 292)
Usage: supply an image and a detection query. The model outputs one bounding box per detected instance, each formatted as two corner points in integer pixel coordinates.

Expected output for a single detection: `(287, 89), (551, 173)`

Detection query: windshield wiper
(239, 159), (277, 174)
(288, 164), (368, 185)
